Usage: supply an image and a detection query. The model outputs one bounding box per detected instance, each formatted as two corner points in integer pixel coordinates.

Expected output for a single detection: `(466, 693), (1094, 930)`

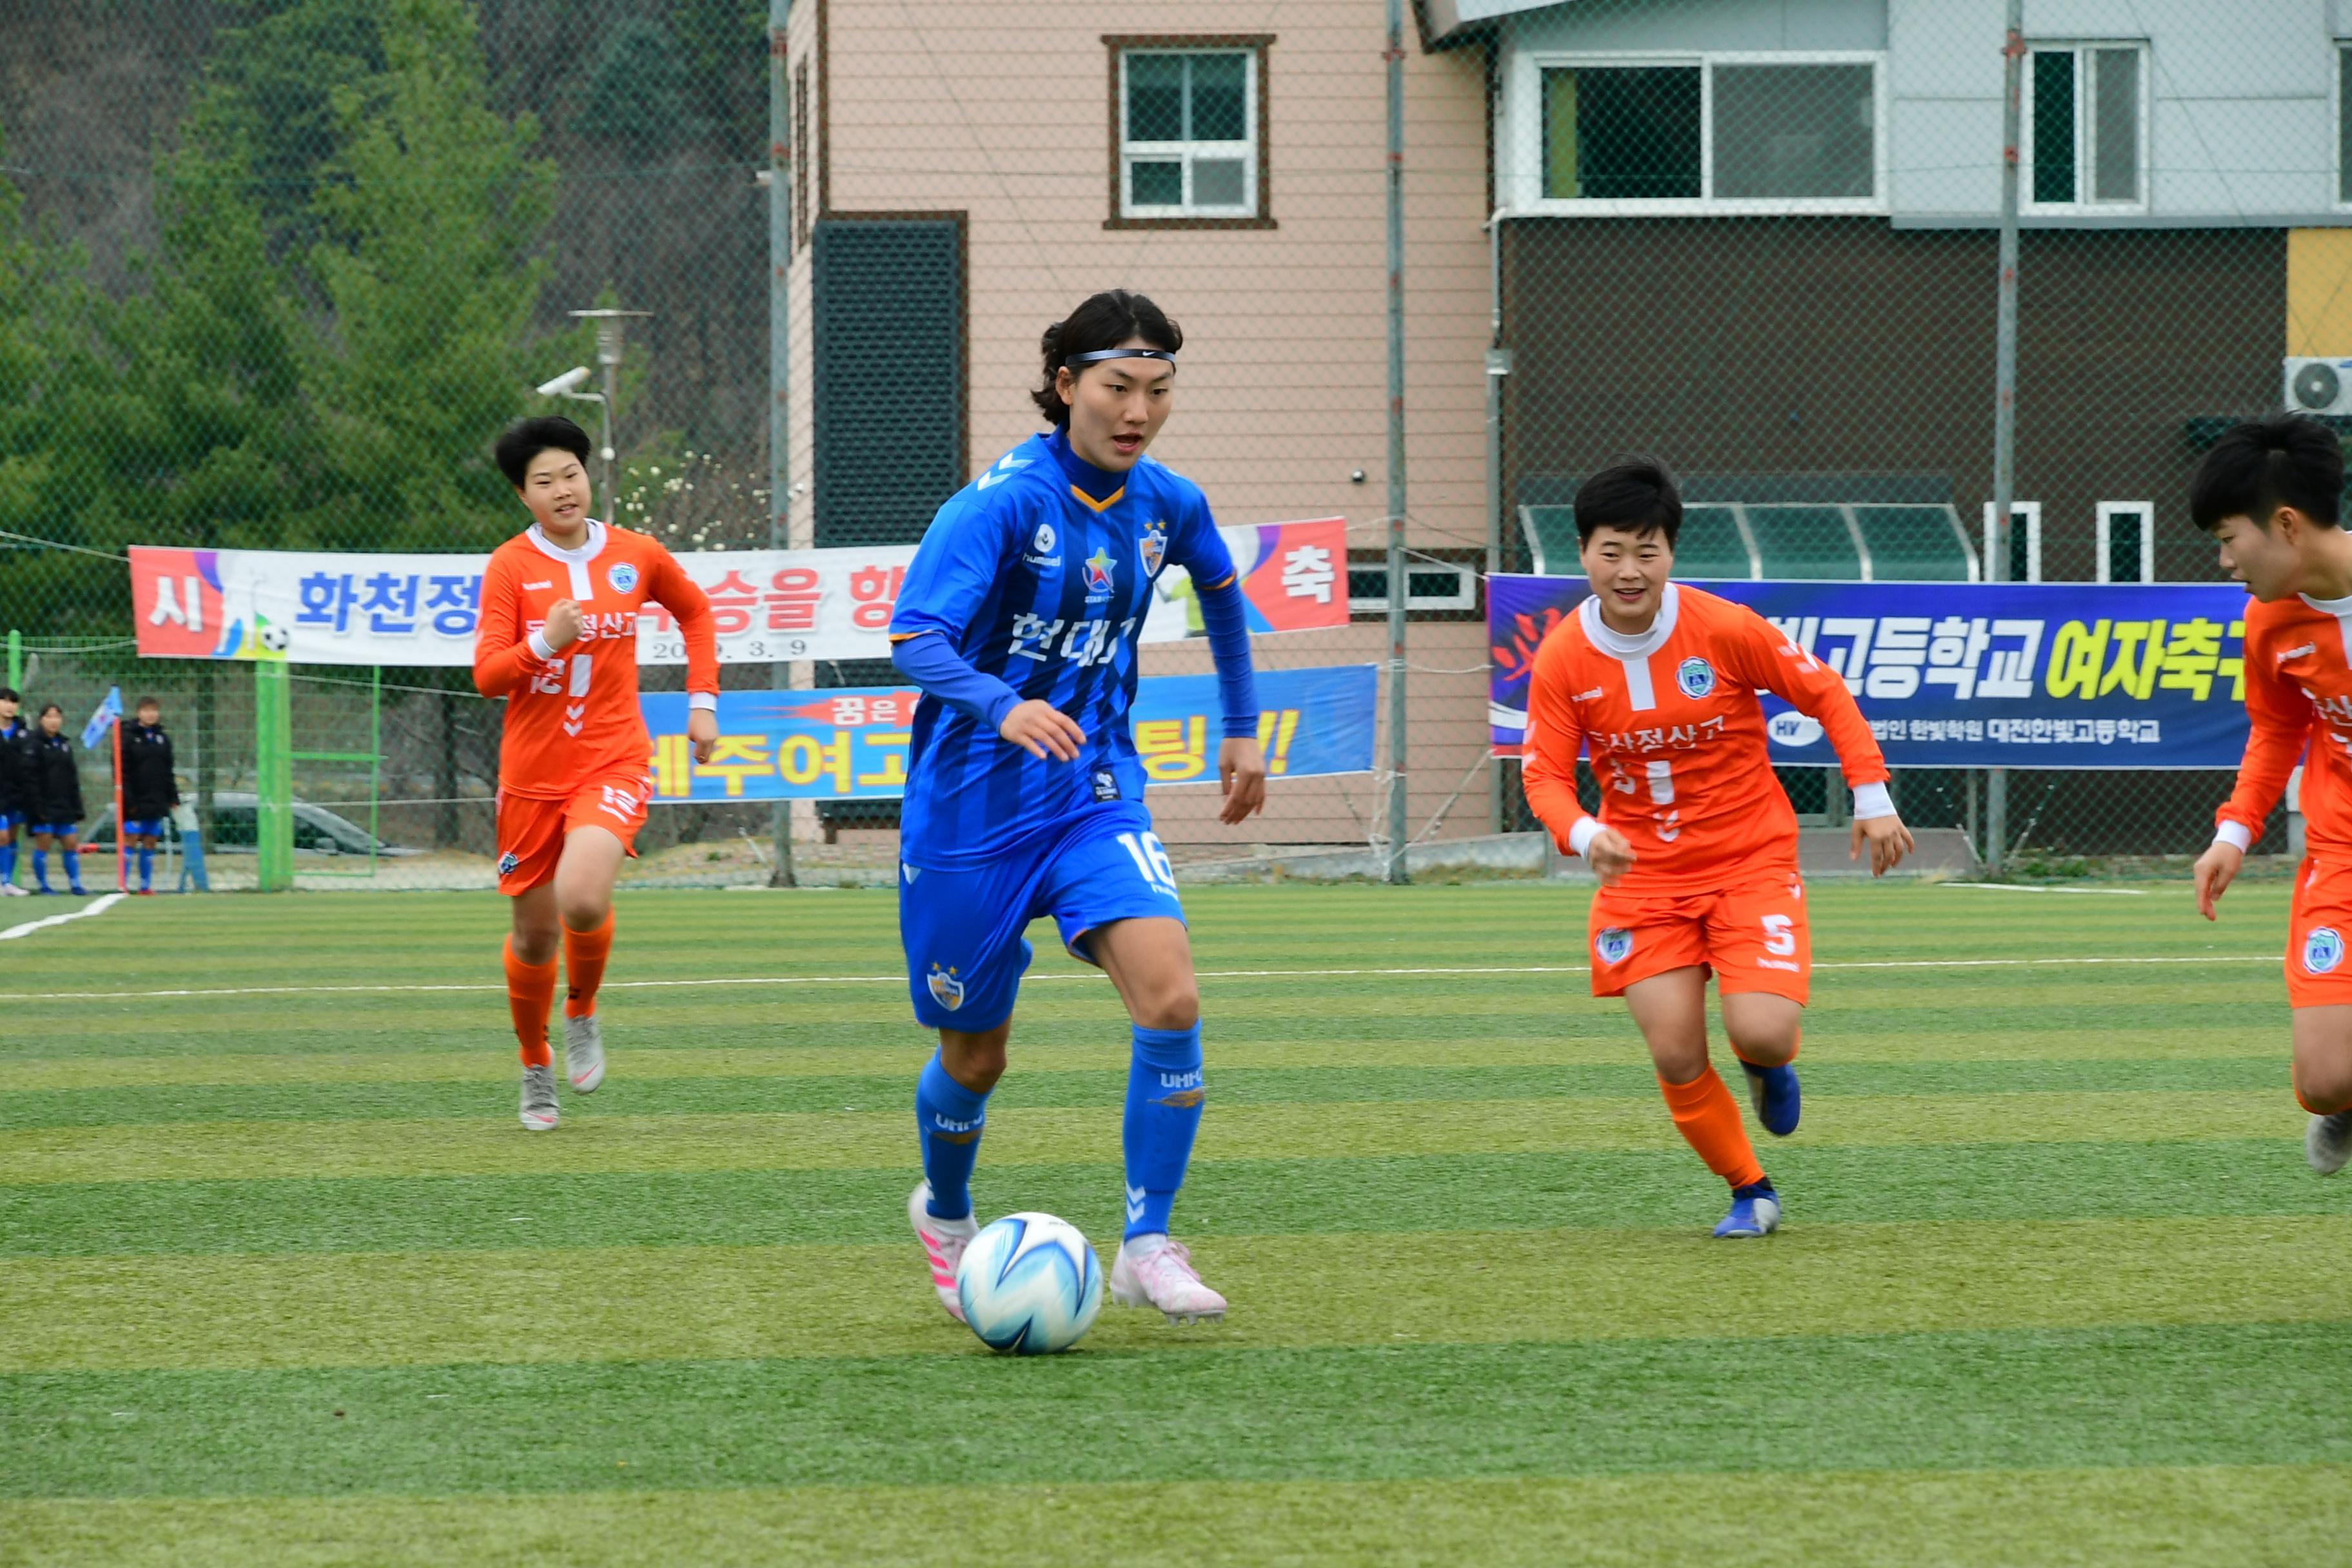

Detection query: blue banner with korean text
(1489, 576), (2253, 770)
(642, 663), (1379, 802)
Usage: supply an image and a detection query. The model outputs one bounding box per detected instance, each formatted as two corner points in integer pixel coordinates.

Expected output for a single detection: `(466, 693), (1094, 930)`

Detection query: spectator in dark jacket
(121, 697), (179, 895)
(0, 688), (27, 896)
(26, 703), (87, 896)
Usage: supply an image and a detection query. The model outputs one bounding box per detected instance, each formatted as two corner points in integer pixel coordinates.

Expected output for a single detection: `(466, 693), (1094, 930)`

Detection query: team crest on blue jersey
(926, 963), (965, 1010)
(1676, 657), (1716, 699)
(1595, 926), (1634, 965)
(1083, 546), (1116, 594)
(1139, 518), (1169, 575)
(2307, 927), (2344, 975)
(607, 562), (638, 594)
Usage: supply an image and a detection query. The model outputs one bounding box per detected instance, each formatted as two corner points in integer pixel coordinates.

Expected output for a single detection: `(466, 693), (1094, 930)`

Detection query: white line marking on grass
(0, 892), (126, 942)
(6, 952), (2284, 1001)
(1938, 883), (2150, 896)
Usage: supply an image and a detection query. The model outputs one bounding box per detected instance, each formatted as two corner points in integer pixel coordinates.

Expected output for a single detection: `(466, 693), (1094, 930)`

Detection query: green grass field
(1, 877), (2344, 1565)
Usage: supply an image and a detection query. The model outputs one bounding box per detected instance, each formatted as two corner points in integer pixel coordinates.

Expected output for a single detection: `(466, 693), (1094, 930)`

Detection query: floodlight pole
(767, 0), (797, 887)
(1384, 0), (1410, 885)
(1986, 0), (2024, 876)
(567, 309), (651, 520)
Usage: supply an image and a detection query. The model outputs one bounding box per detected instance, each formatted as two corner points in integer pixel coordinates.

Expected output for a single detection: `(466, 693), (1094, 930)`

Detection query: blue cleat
(1741, 1061), (1801, 1137)
(1713, 1180), (1781, 1239)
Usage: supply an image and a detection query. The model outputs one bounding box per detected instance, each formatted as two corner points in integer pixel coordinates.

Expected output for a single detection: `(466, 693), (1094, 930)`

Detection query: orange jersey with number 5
(1520, 583), (1889, 892)
(473, 521), (719, 799)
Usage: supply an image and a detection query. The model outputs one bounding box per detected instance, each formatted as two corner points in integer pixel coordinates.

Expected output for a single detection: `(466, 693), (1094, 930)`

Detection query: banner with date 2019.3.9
(1487, 575), (2259, 770)
(640, 664), (1380, 803)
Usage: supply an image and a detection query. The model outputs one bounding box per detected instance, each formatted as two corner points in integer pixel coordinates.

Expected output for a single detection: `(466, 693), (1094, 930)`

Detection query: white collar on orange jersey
(2301, 588), (2352, 616)
(527, 519), (607, 601)
(1580, 581), (1681, 660)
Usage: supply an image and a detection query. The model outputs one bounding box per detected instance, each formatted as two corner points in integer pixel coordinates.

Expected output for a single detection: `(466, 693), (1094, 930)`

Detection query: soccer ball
(256, 622), (291, 653)
(954, 1212), (1104, 1355)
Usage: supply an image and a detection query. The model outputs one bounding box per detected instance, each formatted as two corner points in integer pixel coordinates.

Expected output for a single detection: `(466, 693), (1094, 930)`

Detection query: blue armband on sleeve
(891, 634), (1023, 734)
(1193, 576), (1260, 740)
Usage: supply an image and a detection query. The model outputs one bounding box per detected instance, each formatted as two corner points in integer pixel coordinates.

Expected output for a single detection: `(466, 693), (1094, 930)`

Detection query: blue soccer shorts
(899, 799), (1185, 1032)
(121, 818), (164, 838)
(27, 822), (76, 838)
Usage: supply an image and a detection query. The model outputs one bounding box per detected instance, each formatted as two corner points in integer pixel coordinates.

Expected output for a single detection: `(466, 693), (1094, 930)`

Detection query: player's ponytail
(1032, 290), (1184, 427)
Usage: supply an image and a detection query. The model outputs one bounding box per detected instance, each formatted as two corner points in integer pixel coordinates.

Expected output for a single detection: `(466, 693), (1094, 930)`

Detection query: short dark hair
(2190, 413), (2344, 533)
(494, 416), (593, 489)
(37, 703), (61, 720)
(135, 696), (160, 712)
(1031, 290), (1183, 427)
(1574, 456), (1683, 547)
(0, 688), (15, 703)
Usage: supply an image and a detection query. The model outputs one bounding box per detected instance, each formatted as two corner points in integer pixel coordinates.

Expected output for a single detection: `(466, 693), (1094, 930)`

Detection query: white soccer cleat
(519, 1063), (560, 1131)
(908, 1182), (979, 1322)
(0, 883), (28, 897)
(2307, 1111), (2352, 1175)
(564, 1013), (605, 1093)
(1110, 1234), (1227, 1325)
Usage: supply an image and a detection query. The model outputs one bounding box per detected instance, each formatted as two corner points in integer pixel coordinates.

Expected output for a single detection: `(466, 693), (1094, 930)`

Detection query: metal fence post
(1384, 0), (1409, 885)
(1985, 0), (2025, 877)
(254, 659), (293, 892)
(767, 0), (798, 888)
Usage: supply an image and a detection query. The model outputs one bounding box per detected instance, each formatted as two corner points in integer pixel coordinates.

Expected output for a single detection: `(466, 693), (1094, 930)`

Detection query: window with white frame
(1116, 45), (1263, 221)
(1982, 501), (2043, 583)
(2026, 43), (2146, 210)
(1529, 54), (1880, 210)
(2097, 501), (2155, 583)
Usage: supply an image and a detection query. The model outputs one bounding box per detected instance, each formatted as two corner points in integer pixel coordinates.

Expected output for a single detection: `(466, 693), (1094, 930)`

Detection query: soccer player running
(2190, 413), (2352, 1175)
(893, 290), (1265, 1325)
(1521, 458), (1914, 1238)
(474, 416), (720, 1130)
(119, 697), (179, 896)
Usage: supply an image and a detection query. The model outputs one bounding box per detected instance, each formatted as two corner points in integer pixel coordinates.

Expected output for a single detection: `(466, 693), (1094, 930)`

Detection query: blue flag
(81, 686), (121, 750)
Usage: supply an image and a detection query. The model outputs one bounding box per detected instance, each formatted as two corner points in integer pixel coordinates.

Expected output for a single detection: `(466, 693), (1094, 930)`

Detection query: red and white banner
(130, 520), (1349, 667)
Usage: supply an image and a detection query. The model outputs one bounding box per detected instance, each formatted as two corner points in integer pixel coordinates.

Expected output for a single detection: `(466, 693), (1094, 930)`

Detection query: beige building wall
(789, 1), (1502, 847)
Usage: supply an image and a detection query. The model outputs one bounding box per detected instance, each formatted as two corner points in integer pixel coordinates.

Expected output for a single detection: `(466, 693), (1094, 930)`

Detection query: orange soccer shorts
(1585, 862), (1811, 1002)
(2285, 854), (2352, 1007)
(495, 765), (652, 896)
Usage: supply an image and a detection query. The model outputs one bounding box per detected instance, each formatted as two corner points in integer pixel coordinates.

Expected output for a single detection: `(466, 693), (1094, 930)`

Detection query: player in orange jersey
(2190, 413), (2352, 1175)
(1521, 458), (1914, 1237)
(475, 417), (720, 1130)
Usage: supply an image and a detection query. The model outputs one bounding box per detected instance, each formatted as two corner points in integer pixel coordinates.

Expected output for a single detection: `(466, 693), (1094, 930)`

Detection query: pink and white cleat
(1110, 1234), (1227, 1324)
(908, 1182), (978, 1322)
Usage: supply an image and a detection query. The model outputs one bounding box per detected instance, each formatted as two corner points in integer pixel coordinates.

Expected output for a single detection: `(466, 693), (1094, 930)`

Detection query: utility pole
(1384, 0), (1410, 885)
(1986, 0), (2024, 876)
(766, 0), (797, 887)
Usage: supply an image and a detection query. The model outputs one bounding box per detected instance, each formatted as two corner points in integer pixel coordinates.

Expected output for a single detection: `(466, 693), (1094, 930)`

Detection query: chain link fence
(0, 1), (2323, 888)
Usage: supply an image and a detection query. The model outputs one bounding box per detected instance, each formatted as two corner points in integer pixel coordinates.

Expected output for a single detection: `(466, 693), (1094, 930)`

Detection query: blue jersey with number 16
(889, 432), (1239, 872)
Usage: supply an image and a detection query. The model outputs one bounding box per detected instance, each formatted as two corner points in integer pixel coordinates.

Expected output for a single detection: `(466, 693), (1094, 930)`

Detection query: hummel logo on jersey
(1573, 687), (1606, 701)
(2279, 643), (2317, 663)
(523, 580), (553, 591)
(975, 453), (1034, 491)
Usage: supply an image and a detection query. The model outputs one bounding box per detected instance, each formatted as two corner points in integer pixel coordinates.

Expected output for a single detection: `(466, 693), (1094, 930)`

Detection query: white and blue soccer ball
(954, 1211), (1103, 1355)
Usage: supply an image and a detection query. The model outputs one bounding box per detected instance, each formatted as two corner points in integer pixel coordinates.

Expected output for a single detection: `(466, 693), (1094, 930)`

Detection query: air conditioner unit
(2284, 357), (2352, 415)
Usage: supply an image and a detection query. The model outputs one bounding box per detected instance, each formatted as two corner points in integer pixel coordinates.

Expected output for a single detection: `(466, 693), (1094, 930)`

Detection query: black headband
(1064, 348), (1177, 369)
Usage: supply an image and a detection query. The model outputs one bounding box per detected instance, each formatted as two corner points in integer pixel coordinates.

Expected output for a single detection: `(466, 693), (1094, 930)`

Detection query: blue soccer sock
(62, 849), (84, 891)
(30, 850), (48, 890)
(137, 846), (153, 890)
(1123, 1021), (1205, 1240)
(916, 1050), (990, 1221)
(0, 842), (14, 884)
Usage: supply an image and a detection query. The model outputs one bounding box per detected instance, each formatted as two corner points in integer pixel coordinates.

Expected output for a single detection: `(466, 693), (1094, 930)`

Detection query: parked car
(84, 792), (420, 857)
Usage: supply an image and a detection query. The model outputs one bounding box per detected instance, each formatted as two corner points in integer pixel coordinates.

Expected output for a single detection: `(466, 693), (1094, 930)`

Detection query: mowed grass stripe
(0, 1049), (2291, 1102)
(4, 1216), (2340, 1372)
(6, 1465), (2344, 1567)
(0, 1090), (2295, 1185)
(6, 1325), (2344, 1496)
(5, 1141), (2331, 1259)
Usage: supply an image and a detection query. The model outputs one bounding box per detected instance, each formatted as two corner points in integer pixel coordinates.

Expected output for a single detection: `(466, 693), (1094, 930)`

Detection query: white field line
(4, 952), (2284, 1003)
(0, 892), (126, 943)
(1938, 883), (2149, 896)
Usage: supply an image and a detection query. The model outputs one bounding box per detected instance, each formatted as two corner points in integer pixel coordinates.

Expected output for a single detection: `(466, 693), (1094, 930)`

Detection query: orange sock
(504, 937), (557, 1067)
(564, 911), (615, 1019)
(1658, 1066), (1765, 1188)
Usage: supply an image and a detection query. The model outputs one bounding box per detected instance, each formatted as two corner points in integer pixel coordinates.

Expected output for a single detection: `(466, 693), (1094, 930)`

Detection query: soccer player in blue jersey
(892, 289), (1265, 1326)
